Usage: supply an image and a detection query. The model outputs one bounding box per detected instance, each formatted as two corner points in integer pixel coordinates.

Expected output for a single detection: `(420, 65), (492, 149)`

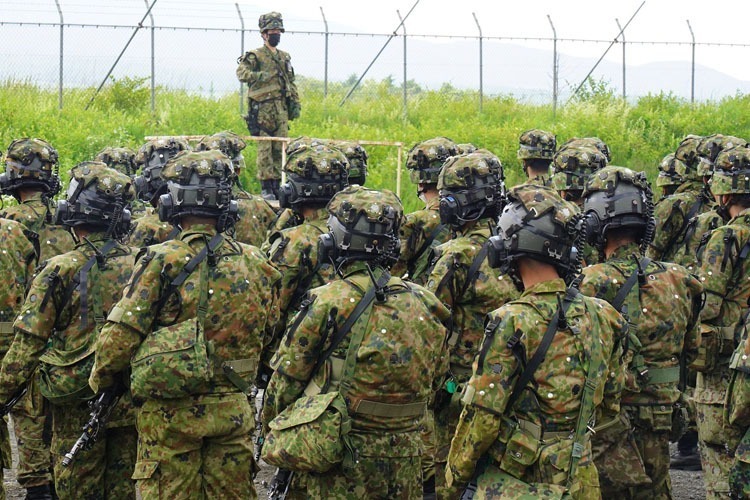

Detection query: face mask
(268, 33), (281, 47)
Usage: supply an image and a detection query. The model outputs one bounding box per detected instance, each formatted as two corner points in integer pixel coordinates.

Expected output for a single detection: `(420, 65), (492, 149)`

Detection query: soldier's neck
(518, 257), (560, 290)
(264, 42), (277, 53)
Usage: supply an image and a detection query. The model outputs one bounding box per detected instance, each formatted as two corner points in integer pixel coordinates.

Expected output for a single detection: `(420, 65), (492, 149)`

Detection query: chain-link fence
(3, 2), (750, 112)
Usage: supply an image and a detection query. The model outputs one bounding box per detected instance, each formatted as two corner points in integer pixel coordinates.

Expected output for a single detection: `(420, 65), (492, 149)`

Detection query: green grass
(3, 76), (750, 213)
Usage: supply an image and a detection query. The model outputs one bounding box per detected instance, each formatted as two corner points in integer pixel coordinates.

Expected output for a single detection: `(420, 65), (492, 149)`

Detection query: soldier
(445, 187), (626, 499)
(89, 150), (281, 498)
(424, 151), (518, 496)
(0, 138), (75, 500)
(579, 166), (703, 498)
(559, 136), (612, 164)
(550, 144), (607, 206)
(328, 139), (368, 186)
(691, 145), (750, 499)
(516, 128), (556, 187)
(195, 130), (276, 247)
(262, 185), (450, 499)
(0, 162), (137, 499)
(129, 137), (190, 248)
(236, 11), (301, 201)
(656, 153), (687, 200)
(391, 137), (457, 285)
(95, 146), (147, 219)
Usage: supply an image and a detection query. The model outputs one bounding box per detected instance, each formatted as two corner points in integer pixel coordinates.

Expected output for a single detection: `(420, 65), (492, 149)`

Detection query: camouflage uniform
(128, 210), (179, 248)
(90, 151), (282, 499)
(263, 187), (450, 499)
(516, 128), (556, 187)
(95, 146), (148, 219)
(236, 12), (300, 184)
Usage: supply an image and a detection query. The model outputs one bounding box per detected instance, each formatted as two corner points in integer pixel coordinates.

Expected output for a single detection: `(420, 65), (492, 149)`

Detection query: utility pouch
(244, 100), (261, 136)
(690, 327), (721, 373)
(38, 342), (96, 404)
(636, 404), (674, 432)
(498, 418), (541, 480)
(725, 347), (750, 428)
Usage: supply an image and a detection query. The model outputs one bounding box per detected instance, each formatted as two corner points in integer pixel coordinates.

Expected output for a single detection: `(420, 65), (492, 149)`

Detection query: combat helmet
(487, 185), (583, 290)
(133, 137), (191, 204)
(456, 143), (478, 155)
(54, 161), (135, 239)
(656, 153), (687, 191)
(95, 147), (138, 177)
(582, 166), (655, 259)
(0, 138), (61, 198)
(406, 137), (458, 185)
(158, 150), (238, 233)
(710, 145), (750, 196)
(196, 131), (247, 172)
(695, 134), (749, 178)
(318, 185), (403, 269)
(517, 129), (556, 160)
(329, 140), (368, 186)
(438, 152), (504, 227)
(559, 137), (611, 163)
(259, 12), (284, 32)
(551, 146), (607, 199)
(278, 143), (349, 208)
(674, 135), (710, 182)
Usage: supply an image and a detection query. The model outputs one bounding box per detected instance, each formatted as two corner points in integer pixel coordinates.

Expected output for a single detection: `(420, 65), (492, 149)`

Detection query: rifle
(62, 384), (123, 467)
(252, 386), (265, 477)
(0, 385), (28, 416)
(266, 468), (293, 500)
(460, 480), (478, 500)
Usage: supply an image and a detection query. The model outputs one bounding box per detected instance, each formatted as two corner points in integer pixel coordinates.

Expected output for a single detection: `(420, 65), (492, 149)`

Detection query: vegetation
(2, 76), (750, 213)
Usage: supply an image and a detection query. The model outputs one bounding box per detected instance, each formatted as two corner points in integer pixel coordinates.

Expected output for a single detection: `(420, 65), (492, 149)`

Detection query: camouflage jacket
(393, 196), (449, 285)
(0, 218), (37, 356)
(0, 191), (75, 262)
(425, 220), (519, 375)
(89, 224), (281, 396)
(647, 181), (714, 262)
(580, 242), (703, 405)
(128, 211), (178, 248)
(263, 262), (450, 434)
(695, 208), (750, 404)
(670, 208), (725, 272)
(233, 188), (277, 248)
(0, 234), (134, 404)
(129, 199), (149, 220)
(509, 173), (550, 191)
(264, 208), (303, 245)
(446, 279), (626, 489)
(236, 45), (299, 104)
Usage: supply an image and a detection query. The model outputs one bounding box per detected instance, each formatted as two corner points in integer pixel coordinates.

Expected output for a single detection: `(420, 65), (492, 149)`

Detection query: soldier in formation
(516, 128), (556, 187)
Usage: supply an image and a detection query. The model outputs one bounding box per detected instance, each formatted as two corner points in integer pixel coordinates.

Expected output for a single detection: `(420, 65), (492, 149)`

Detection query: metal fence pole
(615, 18), (625, 100)
(472, 12), (483, 113)
(320, 7), (329, 98)
(687, 20), (695, 104)
(397, 10), (407, 122)
(236, 3), (245, 115)
(54, 0), (63, 109)
(547, 15), (557, 116)
(144, 0), (155, 112)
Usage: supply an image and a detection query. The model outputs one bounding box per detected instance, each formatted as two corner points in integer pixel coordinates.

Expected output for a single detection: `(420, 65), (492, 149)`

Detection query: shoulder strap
(611, 257), (652, 312)
(505, 287), (578, 411)
(459, 243), (489, 298)
(662, 197), (704, 258)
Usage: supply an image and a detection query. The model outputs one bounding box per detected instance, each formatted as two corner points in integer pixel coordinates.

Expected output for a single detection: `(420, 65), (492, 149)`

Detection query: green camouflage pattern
(656, 153), (687, 189)
(558, 136), (611, 163)
(696, 402), (743, 498)
(237, 44), (299, 180)
(265, 207), (303, 238)
(457, 143), (478, 154)
(445, 278), (626, 499)
(68, 161), (135, 201)
(326, 184), (403, 227)
(283, 142), (348, 178)
(259, 11), (284, 32)
(392, 196), (449, 285)
(711, 145), (750, 195)
(517, 129), (556, 160)
(437, 151), (503, 191)
(95, 146), (138, 177)
(134, 137), (190, 169)
(133, 393), (258, 499)
(4, 137), (58, 167)
(646, 182), (715, 262)
(196, 130), (246, 159)
(328, 140), (368, 185)
(233, 189), (277, 247)
(696, 134), (748, 177)
(160, 149), (234, 183)
(675, 135), (709, 181)
(128, 211), (178, 248)
(730, 428), (750, 499)
(670, 208), (725, 272)
(550, 146), (606, 194)
(406, 137), (458, 185)
(262, 262), (450, 497)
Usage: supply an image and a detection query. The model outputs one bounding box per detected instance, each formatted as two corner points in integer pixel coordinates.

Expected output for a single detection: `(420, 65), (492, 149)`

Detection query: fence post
(397, 10), (407, 122)
(547, 15), (557, 117)
(54, 0), (63, 109)
(686, 20), (695, 104)
(615, 18), (625, 100)
(320, 7), (329, 98)
(472, 12), (483, 113)
(144, 0), (155, 112)
(236, 3), (245, 115)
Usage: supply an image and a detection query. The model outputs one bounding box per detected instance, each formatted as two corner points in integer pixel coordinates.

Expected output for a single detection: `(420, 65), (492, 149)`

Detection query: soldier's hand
(288, 101), (301, 121)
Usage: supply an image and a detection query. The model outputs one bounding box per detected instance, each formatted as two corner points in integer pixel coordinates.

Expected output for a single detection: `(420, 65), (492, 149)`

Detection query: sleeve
(698, 228), (735, 326)
(600, 308), (627, 421)
(236, 51), (263, 84)
(682, 273), (704, 367)
(285, 53), (299, 103)
(89, 322), (143, 393)
(647, 198), (685, 259)
(426, 250), (467, 309)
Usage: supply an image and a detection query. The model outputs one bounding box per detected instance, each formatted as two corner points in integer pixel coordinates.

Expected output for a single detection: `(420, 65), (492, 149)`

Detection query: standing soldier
(195, 130), (276, 247)
(692, 145), (750, 499)
(262, 185), (450, 499)
(236, 11), (301, 201)
(95, 146), (147, 219)
(515, 128), (556, 187)
(579, 166), (703, 498)
(129, 137), (190, 248)
(655, 153), (687, 201)
(89, 150), (281, 498)
(445, 188), (626, 499)
(424, 151), (518, 496)
(392, 136), (457, 285)
(0, 162), (138, 499)
(0, 138), (75, 500)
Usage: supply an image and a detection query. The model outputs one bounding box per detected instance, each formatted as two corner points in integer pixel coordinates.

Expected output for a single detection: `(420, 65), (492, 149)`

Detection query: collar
(425, 196), (441, 210)
(303, 206), (330, 223)
(179, 224), (218, 242)
(608, 242), (642, 261)
(521, 277), (567, 298)
(454, 219), (494, 238)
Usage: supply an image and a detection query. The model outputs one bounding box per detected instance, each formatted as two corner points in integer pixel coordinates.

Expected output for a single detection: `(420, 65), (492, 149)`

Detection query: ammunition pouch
(691, 325), (735, 373)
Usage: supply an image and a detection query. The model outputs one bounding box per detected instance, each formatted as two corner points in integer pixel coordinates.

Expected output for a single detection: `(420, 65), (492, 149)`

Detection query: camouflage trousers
(629, 419), (672, 499)
(255, 99), (288, 181)
(11, 373), (53, 488)
(434, 382), (469, 498)
(51, 402), (137, 500)
(730, 428), (750, 499)
(697, 402), (744, 499)
(304, 431), (423, 500)
(133, 392), (257, 500)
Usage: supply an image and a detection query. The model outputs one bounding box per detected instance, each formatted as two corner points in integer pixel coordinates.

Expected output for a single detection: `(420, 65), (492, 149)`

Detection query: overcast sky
(4, 0), (750, 80)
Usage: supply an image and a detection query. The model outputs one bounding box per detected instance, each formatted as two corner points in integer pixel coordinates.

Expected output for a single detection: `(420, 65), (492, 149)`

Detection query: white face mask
(419, 192), (427, 203)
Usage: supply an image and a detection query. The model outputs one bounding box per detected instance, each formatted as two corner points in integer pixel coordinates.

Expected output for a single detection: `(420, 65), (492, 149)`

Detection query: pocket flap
(132, 318), (200, 364)
(269, 392), (341, 431)
(131, 460), (159, 480)
(39, 343), (94, 367)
